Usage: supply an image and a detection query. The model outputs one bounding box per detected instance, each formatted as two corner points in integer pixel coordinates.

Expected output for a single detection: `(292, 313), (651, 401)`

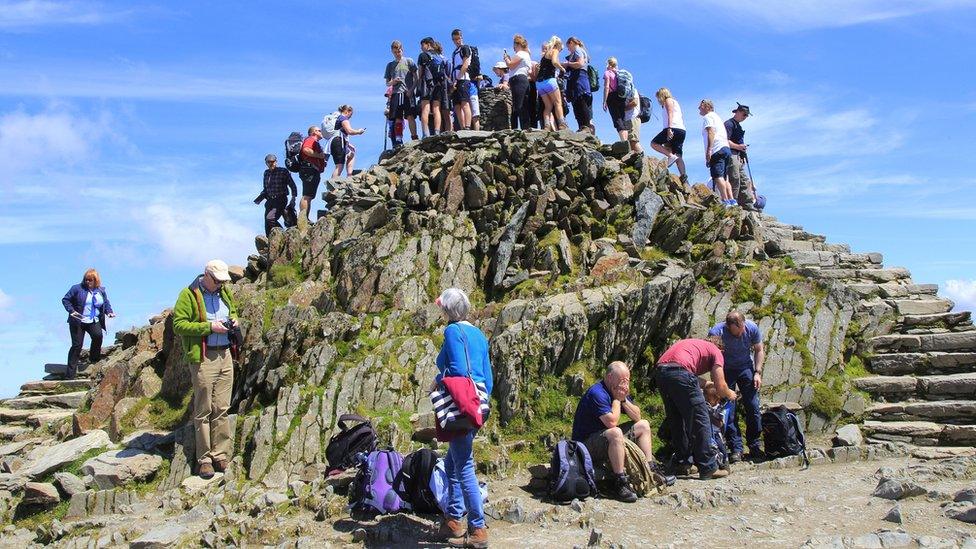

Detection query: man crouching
(571, 361), (675, 502)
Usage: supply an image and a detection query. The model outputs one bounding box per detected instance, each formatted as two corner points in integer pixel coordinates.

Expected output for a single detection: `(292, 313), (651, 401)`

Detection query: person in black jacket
(62, 269), (115, 379)
(254, 154), (297, 236)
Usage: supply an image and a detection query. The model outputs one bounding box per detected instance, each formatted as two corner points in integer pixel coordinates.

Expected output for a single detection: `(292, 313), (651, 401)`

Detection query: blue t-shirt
(572, 381), (633, 442)
(203, 289), (230, 347)
(707, 320), (762, 370)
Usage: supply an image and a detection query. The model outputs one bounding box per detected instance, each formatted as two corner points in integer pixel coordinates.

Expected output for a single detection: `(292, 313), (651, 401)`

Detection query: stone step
(871, 331), (976, 353)
(899, 311), (972, 329)
(0, 391), (87, 410)
(863, 420), (976, 446)
(869, 352), (976, 375)
(0, 425), (31, 440)
(19, 379), (93, 396)
(887, 298), (954, 316)
(0, 407), (74, 427)
(853, 372), (976, 400)
(865, 399), (976, 423)
(798, 267), (911, 283)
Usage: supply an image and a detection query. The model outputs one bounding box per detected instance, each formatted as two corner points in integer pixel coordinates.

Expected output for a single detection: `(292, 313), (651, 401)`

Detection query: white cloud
(0, 288), (14, 323)
(0, 105), (115, 185)
(0, 0), (132, 30)
(142, 203), (254, 268)
(943, 280), (976, 313)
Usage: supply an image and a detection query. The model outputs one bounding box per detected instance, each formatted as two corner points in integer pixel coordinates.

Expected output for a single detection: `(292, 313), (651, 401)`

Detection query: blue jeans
(724, 367), (762, 454)
(656, 365), (717, 473)
(445, 429), (484, 528)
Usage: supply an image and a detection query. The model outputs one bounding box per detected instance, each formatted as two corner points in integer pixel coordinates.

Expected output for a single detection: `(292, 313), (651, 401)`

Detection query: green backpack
(587, 65), (600, 92)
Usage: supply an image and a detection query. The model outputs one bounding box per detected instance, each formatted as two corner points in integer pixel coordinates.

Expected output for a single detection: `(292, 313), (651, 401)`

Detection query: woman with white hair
(434, 287), (493, 548)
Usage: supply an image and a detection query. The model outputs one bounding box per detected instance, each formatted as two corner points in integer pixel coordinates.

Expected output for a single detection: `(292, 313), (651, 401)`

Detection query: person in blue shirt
(62, 268), (115, 379)
(571, 361), (673, 502)
(433, 288), (492, 549)
(708, 311), (766, 462)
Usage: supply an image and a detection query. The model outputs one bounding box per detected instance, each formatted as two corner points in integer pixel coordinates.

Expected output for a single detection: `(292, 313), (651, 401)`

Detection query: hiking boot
(729, 452), (743, 464)
(667, 460), (693, 476)
(648, 462), (676, 487)
(448, 526), (489, 548)
(699, 467), (730, 480)
(212, 458), (229, 473)
(197, 462), (215, 479)
(610, 473), (638, 503)
(748, 448), (767, 463)
(679, 174), (689, 185)
(439, 517), (466, 540)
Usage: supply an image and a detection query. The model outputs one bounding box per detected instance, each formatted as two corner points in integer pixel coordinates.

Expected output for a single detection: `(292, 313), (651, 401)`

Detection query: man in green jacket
(173, 259), (239, 479)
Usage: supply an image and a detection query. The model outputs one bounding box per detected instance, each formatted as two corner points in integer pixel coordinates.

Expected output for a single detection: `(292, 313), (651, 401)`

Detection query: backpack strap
(787, 413), (810, 468)
(574, 441), (598, 493)
(337, 413), (370, 431)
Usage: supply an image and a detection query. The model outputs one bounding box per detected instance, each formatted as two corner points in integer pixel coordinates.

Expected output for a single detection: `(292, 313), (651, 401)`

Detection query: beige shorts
(583, 422), (640, 466)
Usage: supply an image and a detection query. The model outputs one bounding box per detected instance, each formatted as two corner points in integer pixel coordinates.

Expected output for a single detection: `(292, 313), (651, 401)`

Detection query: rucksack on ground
(349, 449), (404, 514)
(393, 448), (441, 514)
(547, 440), (597, 503)
(284, 131), (304, 173)
(594, 438), (660, 497)
(321, 111), (342, 141)
(638, 95), (652, 123)
(616, 69), (635, 100)
(325, 414), (378, 473)
(761, 406), (809, 466)
(587, 65), (600, 92)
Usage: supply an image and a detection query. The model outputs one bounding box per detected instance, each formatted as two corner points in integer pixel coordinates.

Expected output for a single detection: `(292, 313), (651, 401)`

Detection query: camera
(222, 320), (235, 330)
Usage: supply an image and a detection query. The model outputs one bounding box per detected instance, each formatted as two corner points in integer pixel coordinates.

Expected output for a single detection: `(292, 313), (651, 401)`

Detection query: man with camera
(172, 259), (239, 479)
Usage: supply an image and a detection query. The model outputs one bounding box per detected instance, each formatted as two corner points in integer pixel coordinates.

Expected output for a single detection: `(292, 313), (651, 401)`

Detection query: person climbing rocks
(650, 87), (689, 185)
(62, 269), (115, 380)
(699, 99), (736, 208)
(571, 361), (675, 503)
(385, 40), (418, 147)
(254, 154), (297, 237)
(298, 125), (327, 227)
(172, 259), (238, 479)
(725, 103), (757, 211)
(656, 338), (737, 480)
(708, 311), (766, 463)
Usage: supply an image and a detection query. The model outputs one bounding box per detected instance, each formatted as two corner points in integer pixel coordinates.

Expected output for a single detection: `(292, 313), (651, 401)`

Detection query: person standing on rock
(255, 154), (297, 237)
(571, 361), (676, 503)
(724, 103), (757, 211)
(385, 40), (418, 147)
(298, 125), (327, 226)
(536, 36), (569, 131)
(656, 338), (737, 479)
(650, 88), (688, 185)
(329, 105), (365, 180)
(699, 99), (736, 208)
(602, 57), (631, 143)
(450, 29), (475, 131)
(418, 37), (447, 138)
(708, 311), (766, 463)
(502, 34), (533, 130)
(62, 269), (115, 380)
(433, 288), (493, 548)
(173, 259), (238, 479)
(563, 36), (594, 133)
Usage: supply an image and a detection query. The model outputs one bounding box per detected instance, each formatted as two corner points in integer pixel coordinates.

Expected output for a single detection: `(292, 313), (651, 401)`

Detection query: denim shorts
(536, 78), (558, 97)
(709, 147), (732, 179)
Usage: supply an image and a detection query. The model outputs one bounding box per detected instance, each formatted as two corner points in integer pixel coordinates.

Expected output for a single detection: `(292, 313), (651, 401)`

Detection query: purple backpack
(351, 450), (404, 514)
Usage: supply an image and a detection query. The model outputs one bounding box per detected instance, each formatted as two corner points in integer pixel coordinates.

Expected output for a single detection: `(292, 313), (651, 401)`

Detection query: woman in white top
(502, 34), (533, 130)
(650, 88), (688, 184)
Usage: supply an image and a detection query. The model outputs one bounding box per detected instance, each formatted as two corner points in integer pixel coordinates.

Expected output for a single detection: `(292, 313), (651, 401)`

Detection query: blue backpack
(349, 450), (404, 514)
(427, 53), (449, 84)
(547, 440), (598, 503)
(615, 69), (635, 100)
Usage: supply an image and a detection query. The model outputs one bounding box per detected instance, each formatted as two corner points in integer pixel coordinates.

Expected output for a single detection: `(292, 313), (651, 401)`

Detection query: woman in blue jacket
(62, 268), (115, 379)
(434, 287), (492, 549)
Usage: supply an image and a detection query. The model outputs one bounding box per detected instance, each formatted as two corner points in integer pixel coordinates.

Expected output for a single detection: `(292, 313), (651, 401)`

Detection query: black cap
(733, 102), (751, 115)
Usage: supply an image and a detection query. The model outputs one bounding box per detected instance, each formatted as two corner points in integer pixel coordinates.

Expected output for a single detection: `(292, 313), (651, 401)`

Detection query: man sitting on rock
(709, 311), (766, 462)
(656, 338), (737, 479)
(571, 361), (674, 503)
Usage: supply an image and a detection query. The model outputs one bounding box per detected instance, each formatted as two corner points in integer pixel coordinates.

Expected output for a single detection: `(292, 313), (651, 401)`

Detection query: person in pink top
(656, 338), (737, 479)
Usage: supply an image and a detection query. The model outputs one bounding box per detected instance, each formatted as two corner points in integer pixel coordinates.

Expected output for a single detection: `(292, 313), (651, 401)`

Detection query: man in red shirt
(299, 125), (327, 225)
(656, 338), (737, 479)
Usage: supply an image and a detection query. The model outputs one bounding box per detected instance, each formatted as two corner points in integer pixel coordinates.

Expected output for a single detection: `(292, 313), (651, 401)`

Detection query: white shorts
(470, 95), (480, 118)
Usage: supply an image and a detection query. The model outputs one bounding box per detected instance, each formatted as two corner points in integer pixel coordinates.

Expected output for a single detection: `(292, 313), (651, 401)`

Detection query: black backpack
(761, 406), (809, 466)
(638, 95), (653, 123)
(547, 440), (598, 503)
(284, 132), (304, 173)
(392, 448), (441, 513)
(455, 45), (480, 80)
(325, 414), (378, 473)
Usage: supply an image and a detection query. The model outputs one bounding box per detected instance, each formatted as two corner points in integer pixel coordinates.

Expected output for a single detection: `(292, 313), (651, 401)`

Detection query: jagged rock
(24, 429), (112, 479)
(876, 531), (913, 548)
(946, 502), (976, 523)
(53, 472), (87, 497)
(882, 503), (902, 524)
(954, 487), (976, 504)
(632, 188), (665, 248)
(130, 522), (187, 548)
(872, 477), (927, 500)
(485, 496), (527, 523)
(80, 449), (163, 489)
(20, 481), (60, 508)
(604, 173), (635, 205)
(464, 172), (488, 209)
(833, 424), (863, 447)
(129, 365), (163, 399)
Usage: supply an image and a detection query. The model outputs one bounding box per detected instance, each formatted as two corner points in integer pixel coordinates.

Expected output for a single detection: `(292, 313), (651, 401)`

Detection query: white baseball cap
(205, 259), (231, 282)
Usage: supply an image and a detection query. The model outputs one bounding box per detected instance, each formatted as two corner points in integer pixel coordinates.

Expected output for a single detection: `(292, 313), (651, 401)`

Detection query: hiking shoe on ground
(667, 461), (693, 476)
(729, 452), (743, 464)
(213, 458), (228, 473)
(439, 517), (466, 540)
(748, 448), (767, 462)
(448, 527), (488, 548)
(649, 462), (677, 486)
(198, 462), (215, 479)
(699, 467), (730, 480)
(611, 474), (639, 503)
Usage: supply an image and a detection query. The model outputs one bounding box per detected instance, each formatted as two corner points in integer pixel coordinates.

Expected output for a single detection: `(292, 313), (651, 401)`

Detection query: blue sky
(1, 0), (975, 398)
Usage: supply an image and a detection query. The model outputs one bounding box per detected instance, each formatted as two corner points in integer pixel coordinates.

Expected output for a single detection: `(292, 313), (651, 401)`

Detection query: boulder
(605, 173), (635, 205)
(53, 472), (87, 497)
(872, 477), (927, 500)
(20, 481), (60, 508)
(130, 522), (187, 548)
(24, 430), (112, 479)
(832, 424), (863, 447)
(80, 449), (163, 489)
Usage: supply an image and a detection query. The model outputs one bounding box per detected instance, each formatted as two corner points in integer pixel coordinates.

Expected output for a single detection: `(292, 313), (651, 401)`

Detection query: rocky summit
(1, 130), (974, 547)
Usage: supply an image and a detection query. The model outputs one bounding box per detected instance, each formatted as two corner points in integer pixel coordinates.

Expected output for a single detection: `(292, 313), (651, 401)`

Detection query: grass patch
(14, 499), (69, 530)
(639, 246), (670, 263)
(810, 377), (845, 418)
(146, 391), (192, 431)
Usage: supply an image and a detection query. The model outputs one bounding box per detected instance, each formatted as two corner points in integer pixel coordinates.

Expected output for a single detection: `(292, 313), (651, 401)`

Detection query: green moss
(117, 397), (151, 436)
(844, 355), (870, 378)
(269, 258), (304, 288)
(639, 247), (670, 262)
(146, 391), (192, 431)
(810, 378), (844, 418)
